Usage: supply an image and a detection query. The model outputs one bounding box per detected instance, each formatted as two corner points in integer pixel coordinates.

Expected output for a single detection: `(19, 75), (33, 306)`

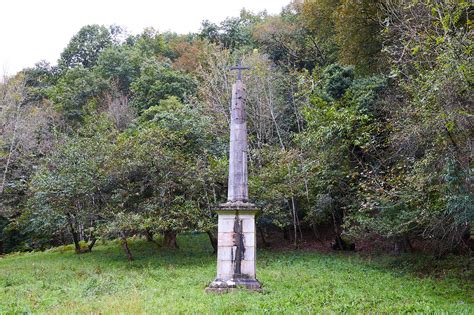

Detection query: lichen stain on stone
(232, 213), (246, 276)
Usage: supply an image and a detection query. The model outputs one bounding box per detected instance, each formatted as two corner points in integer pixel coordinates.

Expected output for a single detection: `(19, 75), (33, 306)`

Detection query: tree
(23, 61), (60, 102)
(130, 59), (196, 113)
(333, 0), (384, 74)
(0, 74), (26, 197)
(129, 27), (166, 57)
(1, 73), (59, 213)
(47, 66), (108, 121)
(100, 97), (225, 258)
(254, 1), (334, 70)
(199, 9), (265, 51)
(298, 64), (386, 244)
(28, 117), (116, 254)
(59, 25), (118, 70)
(342, 0), (472, 255)
(95, 45), (143, 93)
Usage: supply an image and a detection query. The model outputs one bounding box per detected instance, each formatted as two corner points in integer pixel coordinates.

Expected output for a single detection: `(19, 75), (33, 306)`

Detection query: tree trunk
(206, 230), (217, 254)
(163, 231), (178, 249)
(393, 236), (413, 255)
(87, 237), (97, 252)
(144, 229), (154, 242)
(79, 223), (85, 242)
(120, 232), (134, 261)
(312, 225), (324, 244)
(0, 82), (23, 195)
(332, 209), (343, 249)
(258, 226), (268, 248)
(293, 197), (303, 241)
(283, 227), (290, 241)
(67, 217), (81, 254)
(288, 198), (298, 248)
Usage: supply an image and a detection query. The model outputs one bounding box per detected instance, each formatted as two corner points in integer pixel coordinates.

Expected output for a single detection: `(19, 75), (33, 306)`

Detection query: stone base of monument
(205, 278), (262, 293)
(206, 202), (262, 293)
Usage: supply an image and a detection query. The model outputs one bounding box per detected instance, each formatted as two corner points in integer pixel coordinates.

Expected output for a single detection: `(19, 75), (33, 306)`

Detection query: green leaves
(59, 25), (116, 70)
(130, 60), (196, 113)
(27, 116), (115, 244)
(296, 64), (386, 233)
(47, 66), (108, 121)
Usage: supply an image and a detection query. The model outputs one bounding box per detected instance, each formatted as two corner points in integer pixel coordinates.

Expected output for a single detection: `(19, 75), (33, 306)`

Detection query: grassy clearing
(0, 234), (472, 314)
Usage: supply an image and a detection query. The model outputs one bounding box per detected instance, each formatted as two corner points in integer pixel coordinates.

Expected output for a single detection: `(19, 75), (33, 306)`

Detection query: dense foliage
(0, 0), (472, 258)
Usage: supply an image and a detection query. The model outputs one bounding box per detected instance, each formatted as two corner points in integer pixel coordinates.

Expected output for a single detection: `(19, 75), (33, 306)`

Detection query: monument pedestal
(206, 202), (262, 293)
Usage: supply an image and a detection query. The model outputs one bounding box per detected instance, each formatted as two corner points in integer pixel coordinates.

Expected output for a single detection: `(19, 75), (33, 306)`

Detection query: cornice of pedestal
(215, 201), (260, 214)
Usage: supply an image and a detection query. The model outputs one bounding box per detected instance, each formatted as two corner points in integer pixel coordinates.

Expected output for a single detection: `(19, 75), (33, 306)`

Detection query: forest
(0, 0), (472, 261)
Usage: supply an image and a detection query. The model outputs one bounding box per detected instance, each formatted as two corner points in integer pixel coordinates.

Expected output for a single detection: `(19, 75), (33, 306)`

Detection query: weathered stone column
(206, 76), (262, 293)
(227, 80), (248, 203)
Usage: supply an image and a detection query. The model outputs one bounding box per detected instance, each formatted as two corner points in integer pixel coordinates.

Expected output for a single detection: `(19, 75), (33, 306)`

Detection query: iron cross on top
(229, 60), (250, 80)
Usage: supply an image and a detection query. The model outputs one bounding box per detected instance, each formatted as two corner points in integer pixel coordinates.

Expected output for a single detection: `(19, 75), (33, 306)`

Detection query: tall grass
(0, 234), (472, 313)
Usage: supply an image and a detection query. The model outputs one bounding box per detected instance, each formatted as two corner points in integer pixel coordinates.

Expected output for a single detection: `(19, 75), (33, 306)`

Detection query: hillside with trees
(1, 0), (472, 261)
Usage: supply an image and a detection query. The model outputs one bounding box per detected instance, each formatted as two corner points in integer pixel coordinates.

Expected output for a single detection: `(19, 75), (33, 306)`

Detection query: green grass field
(0, 234), (472, 314)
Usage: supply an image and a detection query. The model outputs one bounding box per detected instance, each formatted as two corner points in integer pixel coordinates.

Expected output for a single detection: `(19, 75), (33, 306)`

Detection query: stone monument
(206, 62), (262, 293)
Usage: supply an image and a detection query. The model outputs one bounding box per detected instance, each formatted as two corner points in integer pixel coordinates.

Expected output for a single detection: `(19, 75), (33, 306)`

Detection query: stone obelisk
(206, 63), (261, 293)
